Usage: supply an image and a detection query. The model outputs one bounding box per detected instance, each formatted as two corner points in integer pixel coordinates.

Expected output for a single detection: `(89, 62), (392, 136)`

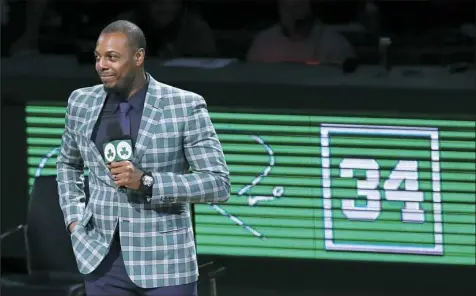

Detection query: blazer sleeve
(56, 91), (87, 229)
(150, 96), (231, 204)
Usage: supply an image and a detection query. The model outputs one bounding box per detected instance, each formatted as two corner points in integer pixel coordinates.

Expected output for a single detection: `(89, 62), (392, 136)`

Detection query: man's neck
(284, 17), (315, 41)
(127, 72), (147, 98)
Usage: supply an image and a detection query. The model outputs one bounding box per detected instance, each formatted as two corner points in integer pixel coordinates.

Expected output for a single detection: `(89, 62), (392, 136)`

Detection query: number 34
(339, 159), (425, 223)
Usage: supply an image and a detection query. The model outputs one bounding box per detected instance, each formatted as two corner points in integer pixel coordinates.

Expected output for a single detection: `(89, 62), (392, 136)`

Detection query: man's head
(95, 20), (147, 93)
(147, 0), (184, 28)
(278, 0), (314, 38)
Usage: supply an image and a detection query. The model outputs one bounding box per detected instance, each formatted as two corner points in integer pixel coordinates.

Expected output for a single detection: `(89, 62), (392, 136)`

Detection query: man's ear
(135, 48), (145, 66)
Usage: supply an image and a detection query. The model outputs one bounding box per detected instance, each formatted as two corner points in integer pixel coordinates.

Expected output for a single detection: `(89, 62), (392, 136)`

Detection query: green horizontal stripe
(29, 168), (57, 176)
(27, 127), (65, 135)
(221, 143), (476, 160)
(218, 134), (476, 151)
(334, 231), (474, 246)
(29, 109), (474, 130)
(28, 158), (57, 167)
(224, 154), (476, 171)
(26, 106), (66, 114)
(26, 122), (476, 142)
(28, 138), (62, 146)
(195, 203), (475, 220)
(28, 147), (61, 156)
(197, 245), (315, 260)
(329, 147), (475, 160)
(196, 226), (474, 246)
(200, 198), (474, 213)
(216, 123), (475, 139)
(210, 112), (476, 128)
(198, 225), (314, 240)
(218, 134), (319, 145)
(230, 175), (476, 193)
(227, 165), (476, 182)
(196, 215), (474, 235)
(200, 211), (476, 226)
(200, 232), (315, 249)
(26, 117), (65, 125)
(215, 123), (311, 134)
(196, 234), (474, 254)
(223, 184), (476, 205)
(196, 245), (475, 265)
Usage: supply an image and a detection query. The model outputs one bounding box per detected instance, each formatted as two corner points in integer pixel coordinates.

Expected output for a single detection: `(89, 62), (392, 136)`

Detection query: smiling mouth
(100, 75), (115, 82)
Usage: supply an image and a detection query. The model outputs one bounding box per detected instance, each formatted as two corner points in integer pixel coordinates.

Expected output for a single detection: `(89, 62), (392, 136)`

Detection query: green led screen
(26, 105), (476, 265)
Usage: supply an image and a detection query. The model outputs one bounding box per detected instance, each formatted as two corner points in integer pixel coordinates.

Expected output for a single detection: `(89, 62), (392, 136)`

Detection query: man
(247, 0), (355, 64)
(118, 0), (216, 58)
(56, 20), (230, 295)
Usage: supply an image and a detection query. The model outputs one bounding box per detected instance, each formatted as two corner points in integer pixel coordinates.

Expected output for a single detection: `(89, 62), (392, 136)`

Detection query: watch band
(139, 171), (154, 197)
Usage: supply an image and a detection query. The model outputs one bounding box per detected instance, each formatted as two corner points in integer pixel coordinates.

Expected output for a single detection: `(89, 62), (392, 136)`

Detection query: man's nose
(97, 58), (109, 70)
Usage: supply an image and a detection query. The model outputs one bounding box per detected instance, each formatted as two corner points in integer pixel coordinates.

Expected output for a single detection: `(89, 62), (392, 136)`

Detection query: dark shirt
(92, 81), (148, 158)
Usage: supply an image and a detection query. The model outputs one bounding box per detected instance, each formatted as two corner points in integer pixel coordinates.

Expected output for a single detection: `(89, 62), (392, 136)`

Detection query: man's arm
(151, 96), (230, 204)
(56, 91), (86, 232)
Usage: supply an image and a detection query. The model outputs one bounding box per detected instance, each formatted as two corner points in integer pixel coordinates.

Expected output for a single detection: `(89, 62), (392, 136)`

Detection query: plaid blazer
(56, 75), (230, 288)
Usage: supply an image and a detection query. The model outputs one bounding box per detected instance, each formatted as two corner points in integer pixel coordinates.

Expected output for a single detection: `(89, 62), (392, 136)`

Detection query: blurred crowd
(1, 0), (475, 65)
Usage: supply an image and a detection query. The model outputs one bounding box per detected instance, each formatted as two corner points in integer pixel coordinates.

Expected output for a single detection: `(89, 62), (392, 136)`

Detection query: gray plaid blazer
(56, 74), (230, 288)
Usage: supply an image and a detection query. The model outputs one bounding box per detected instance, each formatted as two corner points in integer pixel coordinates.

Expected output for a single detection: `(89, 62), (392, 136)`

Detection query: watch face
(143, 175), (154, 187)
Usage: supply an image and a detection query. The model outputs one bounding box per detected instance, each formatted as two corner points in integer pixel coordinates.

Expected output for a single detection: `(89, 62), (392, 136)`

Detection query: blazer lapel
(80, 88), (116, 186)
(133, 77), (164, 164)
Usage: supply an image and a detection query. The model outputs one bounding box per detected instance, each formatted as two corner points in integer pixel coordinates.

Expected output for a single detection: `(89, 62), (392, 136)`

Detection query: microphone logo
(116, 141), (133, 160)
(103, 140), (133, 163)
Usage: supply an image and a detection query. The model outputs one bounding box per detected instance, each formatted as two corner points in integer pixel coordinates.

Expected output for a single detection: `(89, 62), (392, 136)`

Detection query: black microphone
(103, 121), (133, 164)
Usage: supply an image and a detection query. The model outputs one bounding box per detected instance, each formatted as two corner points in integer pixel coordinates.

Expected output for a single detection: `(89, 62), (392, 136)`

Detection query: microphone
(103, 121), (133, 164)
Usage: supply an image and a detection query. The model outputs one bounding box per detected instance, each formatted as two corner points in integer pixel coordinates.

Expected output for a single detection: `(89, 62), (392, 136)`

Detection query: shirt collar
(128, 79), (149, 111)
(110, 76), (149, 111)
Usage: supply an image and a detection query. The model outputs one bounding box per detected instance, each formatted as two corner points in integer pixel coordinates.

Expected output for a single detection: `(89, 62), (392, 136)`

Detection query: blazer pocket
(159, 226), (188, 234)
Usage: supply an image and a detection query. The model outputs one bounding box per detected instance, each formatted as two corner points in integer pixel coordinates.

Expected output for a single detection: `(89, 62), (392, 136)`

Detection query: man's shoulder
(253, 24), (282, 42)
(151, 79), (204, 105)
(69, 84), (104, 104)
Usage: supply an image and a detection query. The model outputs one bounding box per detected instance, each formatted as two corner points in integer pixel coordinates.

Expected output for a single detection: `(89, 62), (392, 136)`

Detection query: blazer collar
(82, 74), (165, 186)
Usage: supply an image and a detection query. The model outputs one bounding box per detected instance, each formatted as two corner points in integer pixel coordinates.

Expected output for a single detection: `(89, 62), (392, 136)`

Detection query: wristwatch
(139, 171), (154, 197)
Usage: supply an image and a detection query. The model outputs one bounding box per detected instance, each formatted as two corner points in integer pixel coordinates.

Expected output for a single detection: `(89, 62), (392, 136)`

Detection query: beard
(103, 73), (136, 98)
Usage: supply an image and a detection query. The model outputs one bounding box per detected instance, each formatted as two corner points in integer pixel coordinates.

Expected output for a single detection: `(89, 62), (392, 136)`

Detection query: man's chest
(271, 38), (316, 62)
(73, 110), (187, 171)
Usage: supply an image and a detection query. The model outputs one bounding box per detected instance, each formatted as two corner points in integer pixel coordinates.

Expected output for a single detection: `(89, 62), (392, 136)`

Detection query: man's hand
(109, 161), (143, 190)
(68, 222), (77, 234)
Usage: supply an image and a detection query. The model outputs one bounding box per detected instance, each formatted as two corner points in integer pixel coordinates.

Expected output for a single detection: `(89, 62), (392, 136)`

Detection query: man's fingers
(109, 161), (138, 189)
(114, 172), (131, 186)
(110, 166), (126, 175)
(110, 162), (134, 175)
(109, 161), (130, 168)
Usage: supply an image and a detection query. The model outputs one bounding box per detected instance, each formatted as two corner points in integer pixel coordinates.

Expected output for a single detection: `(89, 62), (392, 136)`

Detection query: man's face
(278, 0), (312, 27)
(148, 0), (183, 28)
(95, 32), (138, 92)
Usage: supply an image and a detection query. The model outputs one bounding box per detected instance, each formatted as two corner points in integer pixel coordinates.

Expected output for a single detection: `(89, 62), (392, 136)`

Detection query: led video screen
(26, 105), (475, 266)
